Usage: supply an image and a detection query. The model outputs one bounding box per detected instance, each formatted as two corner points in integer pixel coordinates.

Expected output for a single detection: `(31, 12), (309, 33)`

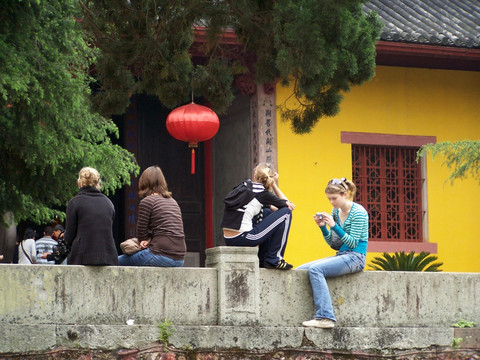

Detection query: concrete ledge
(0, 265), (218, 326)
(1, 247), (479, 354)
(0, 324), (455, 352)
(260, 269), (480, 328)
(171, 325), (455, 351)
(0, 325), (57, 354)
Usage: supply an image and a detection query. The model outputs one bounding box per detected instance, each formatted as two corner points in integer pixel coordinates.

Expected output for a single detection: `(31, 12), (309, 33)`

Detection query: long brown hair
(138, 166), (172, 198)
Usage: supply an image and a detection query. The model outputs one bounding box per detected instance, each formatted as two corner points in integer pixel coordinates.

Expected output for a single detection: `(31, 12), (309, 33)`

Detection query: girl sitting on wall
(221, 163), (295, 270)
(298, 178), (369, 328)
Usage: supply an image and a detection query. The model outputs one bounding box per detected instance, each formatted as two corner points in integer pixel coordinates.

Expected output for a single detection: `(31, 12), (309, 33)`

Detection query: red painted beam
(194, 26), (239, 45)
(192, 28), (480, 71)
(375, 40), (480, 71)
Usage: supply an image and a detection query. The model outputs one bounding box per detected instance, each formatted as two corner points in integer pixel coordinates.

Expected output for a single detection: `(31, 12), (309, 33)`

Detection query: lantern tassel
(191, 147), (195, 174)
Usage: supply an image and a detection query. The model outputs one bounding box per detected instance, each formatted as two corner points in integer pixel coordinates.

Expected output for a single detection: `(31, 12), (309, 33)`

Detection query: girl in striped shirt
(298, 178), (369, 329)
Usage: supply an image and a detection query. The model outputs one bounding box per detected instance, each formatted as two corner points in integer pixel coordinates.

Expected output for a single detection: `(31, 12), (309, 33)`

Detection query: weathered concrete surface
(0, 247), (479, 355)
(0, 265), (217, 326)
(260, 269), (480, 328)
(170, 326), (455, 351)
(0, 324), (456, 354)
(206, 247), (260, 325)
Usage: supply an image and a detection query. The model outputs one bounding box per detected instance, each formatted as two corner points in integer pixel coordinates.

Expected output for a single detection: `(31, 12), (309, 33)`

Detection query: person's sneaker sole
(264, 259), (293, 270)
(302, 318), (335, 328)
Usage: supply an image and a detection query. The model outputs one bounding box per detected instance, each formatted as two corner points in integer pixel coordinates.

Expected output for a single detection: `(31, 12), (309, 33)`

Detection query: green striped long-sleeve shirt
(321, 202), (369, 255)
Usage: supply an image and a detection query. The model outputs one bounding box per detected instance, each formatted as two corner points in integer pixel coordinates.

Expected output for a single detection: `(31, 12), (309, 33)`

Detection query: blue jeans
(224, 207), (292, 266)
(297, 251), (366, 321)
(118, 248), (184, 267)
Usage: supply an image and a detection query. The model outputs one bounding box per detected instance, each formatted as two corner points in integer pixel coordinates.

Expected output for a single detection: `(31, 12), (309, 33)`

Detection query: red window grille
(352, 145), (424, 242)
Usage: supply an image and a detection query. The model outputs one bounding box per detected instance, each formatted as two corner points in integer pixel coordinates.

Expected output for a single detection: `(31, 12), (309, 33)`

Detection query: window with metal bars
(352, 144), (424, 243)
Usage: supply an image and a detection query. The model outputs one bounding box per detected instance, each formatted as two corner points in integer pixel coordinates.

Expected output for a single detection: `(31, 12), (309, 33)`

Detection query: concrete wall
(1, 247), (479, 354)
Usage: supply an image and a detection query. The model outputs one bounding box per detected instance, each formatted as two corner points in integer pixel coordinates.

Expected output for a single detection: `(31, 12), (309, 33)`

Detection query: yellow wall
(276, 65), (480, 272)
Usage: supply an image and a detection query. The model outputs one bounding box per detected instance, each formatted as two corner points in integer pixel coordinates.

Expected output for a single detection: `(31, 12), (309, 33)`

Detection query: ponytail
(253, 163), (275, 190)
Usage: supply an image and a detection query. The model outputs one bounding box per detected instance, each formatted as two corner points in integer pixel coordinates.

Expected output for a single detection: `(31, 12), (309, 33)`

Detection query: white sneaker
(302, 318), (335, 328)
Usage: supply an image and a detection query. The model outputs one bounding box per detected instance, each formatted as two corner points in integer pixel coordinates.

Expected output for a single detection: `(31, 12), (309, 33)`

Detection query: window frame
(341, 131), (437, 253)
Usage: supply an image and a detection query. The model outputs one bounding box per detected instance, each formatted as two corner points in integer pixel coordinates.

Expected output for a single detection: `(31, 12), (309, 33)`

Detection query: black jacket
(221, 180), (288, 230)
(65, 186), (118, 265)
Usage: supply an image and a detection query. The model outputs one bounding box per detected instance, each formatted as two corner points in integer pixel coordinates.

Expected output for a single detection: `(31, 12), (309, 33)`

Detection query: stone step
(0, 324), (459, 353)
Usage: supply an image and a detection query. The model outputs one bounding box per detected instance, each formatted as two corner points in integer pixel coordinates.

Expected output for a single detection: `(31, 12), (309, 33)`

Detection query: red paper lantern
(166, 102), (220, 174)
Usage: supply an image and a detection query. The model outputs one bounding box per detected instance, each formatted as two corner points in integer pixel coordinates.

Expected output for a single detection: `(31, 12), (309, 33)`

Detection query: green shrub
(368, 251), (443, 271)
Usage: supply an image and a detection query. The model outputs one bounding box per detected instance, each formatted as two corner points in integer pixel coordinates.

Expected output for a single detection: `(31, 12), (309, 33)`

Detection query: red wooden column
(204, 139), (214, 249)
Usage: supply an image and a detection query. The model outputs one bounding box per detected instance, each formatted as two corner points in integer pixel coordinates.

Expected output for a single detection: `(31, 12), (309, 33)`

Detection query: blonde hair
(253, 163), (275, 190)
(78, 167), (101, 190)
(138, 165), (172, 198)
(325, 178), (357, 201)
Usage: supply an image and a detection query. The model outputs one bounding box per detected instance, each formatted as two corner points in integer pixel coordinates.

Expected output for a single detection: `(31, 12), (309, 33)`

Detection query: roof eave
(376, 40), (480, 71)
(192, 29), (480, 72)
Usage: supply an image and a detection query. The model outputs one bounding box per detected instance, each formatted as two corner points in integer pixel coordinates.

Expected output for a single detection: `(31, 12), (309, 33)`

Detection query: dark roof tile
(363, 0), (480, 48)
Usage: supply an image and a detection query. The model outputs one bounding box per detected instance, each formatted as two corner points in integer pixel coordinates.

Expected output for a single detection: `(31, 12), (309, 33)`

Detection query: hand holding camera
(314, 212), (326, 226)
(314, 212), (335, 227)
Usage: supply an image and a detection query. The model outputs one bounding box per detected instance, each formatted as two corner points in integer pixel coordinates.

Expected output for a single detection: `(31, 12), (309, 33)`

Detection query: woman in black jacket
(64, 167), (118, 266)
(221, 163), (295, 270)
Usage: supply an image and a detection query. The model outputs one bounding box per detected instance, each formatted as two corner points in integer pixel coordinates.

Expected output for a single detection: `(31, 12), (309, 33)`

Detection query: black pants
(224, 207), (292, 266)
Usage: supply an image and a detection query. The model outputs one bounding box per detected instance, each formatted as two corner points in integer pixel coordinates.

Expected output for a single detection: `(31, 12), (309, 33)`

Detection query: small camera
(315, 212), (323, 220)
(52, 231), (70, 260)
(53, 240), (70, 257)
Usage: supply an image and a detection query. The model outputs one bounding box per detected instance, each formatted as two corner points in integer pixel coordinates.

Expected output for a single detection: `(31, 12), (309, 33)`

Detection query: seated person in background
(35, 226), (57, 264)
(221, 162), (295, 270)
(118, 166), (186, 267)
(64, 167), (118, 266)
(18, 228), (37, 264)
(42, 224), (67, 264)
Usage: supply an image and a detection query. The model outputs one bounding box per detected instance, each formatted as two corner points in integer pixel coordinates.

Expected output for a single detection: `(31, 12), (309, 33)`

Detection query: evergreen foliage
(368, 251), (443, 272)
(79, 0), (382, 133)
(417, 141), (480, 184)
(0, 0), (139, 225)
